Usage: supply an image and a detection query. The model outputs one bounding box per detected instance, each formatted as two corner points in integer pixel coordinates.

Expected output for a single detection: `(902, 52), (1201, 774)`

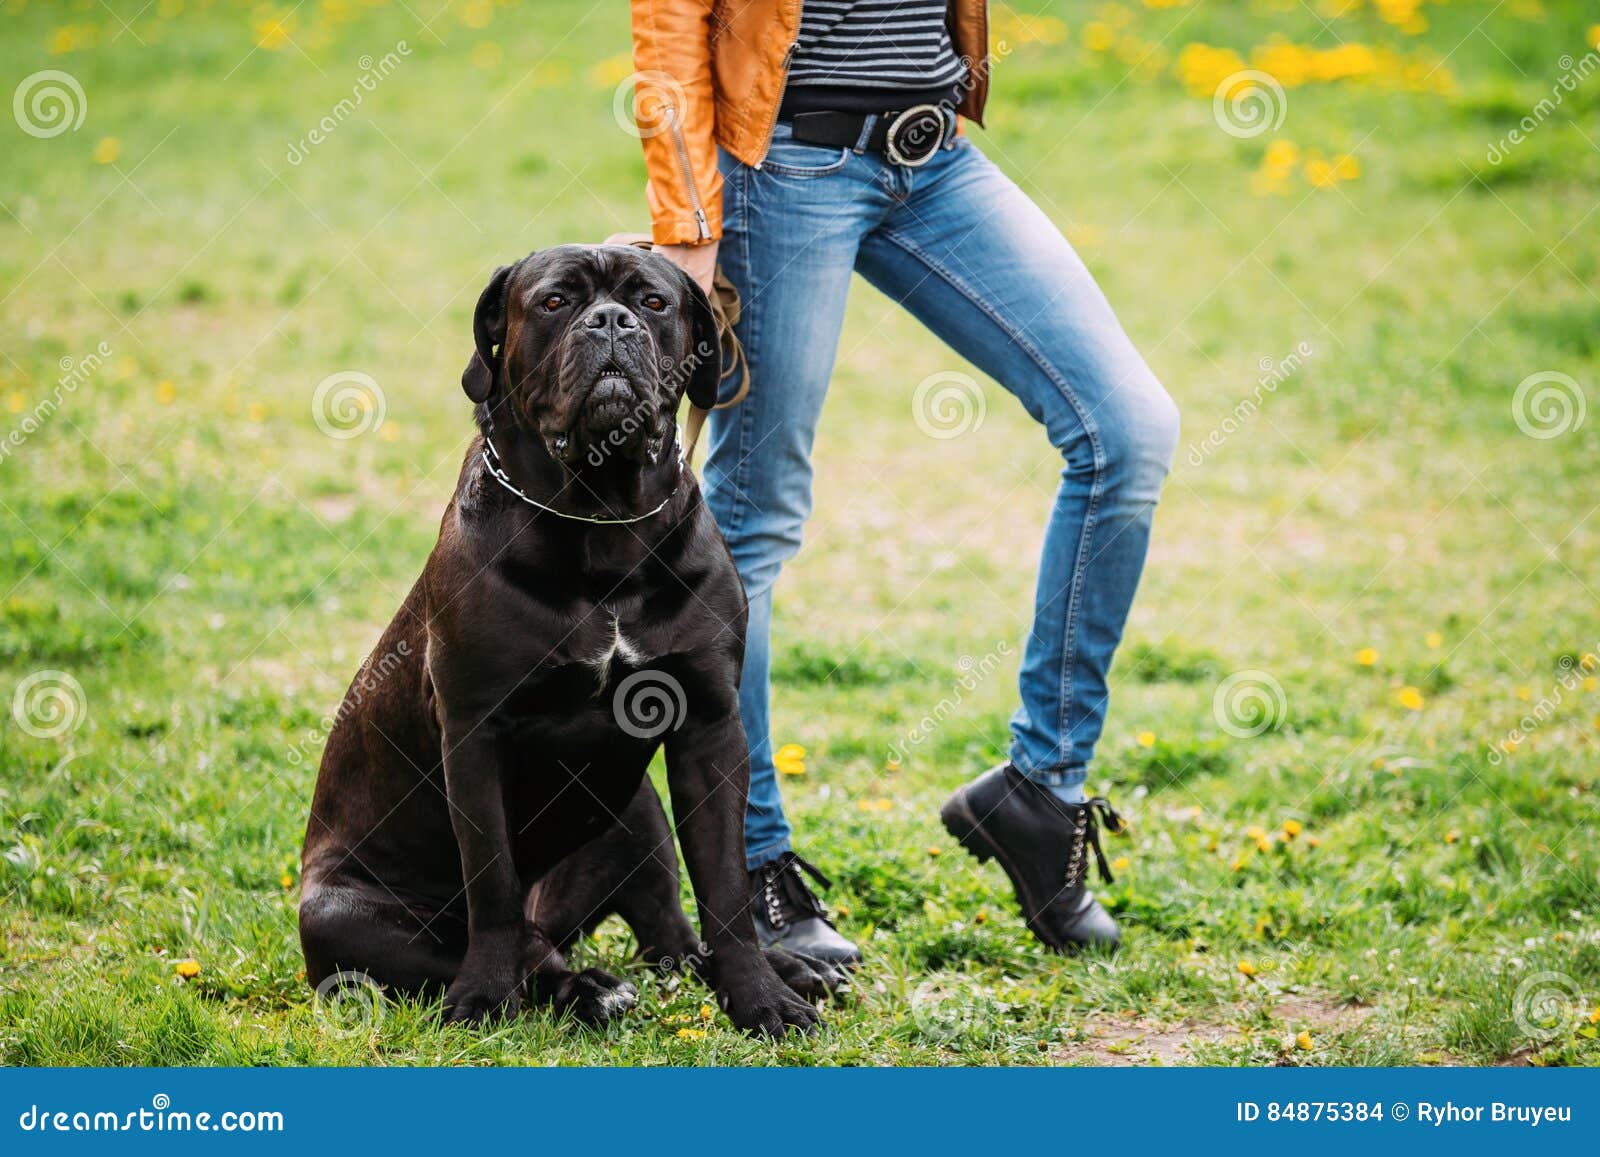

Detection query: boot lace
(757, 852), (834, 931)
(1063, 797), (1125, 888)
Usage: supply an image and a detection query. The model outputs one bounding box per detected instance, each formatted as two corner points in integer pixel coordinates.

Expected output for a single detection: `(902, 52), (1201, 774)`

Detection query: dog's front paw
(720, 967), (820, 1037)
(549, 968), (638, 1027)
(442, 966), (523, 1026)
(764, 947), (852, 1003)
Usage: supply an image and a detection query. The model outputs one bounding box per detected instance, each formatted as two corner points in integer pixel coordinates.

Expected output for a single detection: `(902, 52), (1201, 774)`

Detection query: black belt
(788, 103), (956, 168)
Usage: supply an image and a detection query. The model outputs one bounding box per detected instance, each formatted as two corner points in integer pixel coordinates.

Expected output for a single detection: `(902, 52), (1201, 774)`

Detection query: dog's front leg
(664, 714), (818, 1037)
(439, 723), (525, 1025)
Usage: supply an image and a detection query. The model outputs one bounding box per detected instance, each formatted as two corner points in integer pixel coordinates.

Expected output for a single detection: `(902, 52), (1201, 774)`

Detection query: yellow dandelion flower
(175, 958), (201, 979)
(1237, 960), (1257, 977)
(1589, 1006), (1600, 1024)
(1355, 647), (1379, 666)
(1396, 686), (1425, 711)
(699, 1004), (713, 1021)
(156, 380), (176, 405)
(1084, 22), (1115, 53)
(1282, 819), (1302, 839)
(1305, 836), (1321, 848)
(856, 798), (893, 812)
(247, 402), (267, 423)
(1425, 631), (1443, 649)
(1515, 686), (1532, 702)
(1136, 730), (1156, 748)
(1246, 825), (1268, 841)
(1304, 156), (1338, 189)
(1112, 855), (1130, 872)
(1255, 837), (1273, 854)
(675, 1027), (706, 1041)
(280, 873), (294, 889)
(885, 757), (901, 773)
(1584, 676), (1598, 693)
(253, 16), (295, 50)
(471, 42), (502, 70)
(1444, 830), (1460, 844)
(1296, 1030), (1313, 1050)
(6, 392), (24, 414)
(591, 53), (634, 87)
(93, 137), (121, 166)
(1230, 856), (1246, 871)
(927, 846), (941, 857)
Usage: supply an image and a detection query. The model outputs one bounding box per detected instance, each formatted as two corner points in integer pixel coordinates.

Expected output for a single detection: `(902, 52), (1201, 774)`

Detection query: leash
(603, 233), (750, 464)
(480, 435), (679, 525)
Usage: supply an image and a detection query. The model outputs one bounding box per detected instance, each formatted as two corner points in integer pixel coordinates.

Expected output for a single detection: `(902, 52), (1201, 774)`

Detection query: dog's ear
(462, 262), (517, 403)
(678, 266), (723, 412)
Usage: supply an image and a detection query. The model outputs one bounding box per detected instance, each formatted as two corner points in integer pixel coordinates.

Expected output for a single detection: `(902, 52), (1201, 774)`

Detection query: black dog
(299, 245), (840, 1033)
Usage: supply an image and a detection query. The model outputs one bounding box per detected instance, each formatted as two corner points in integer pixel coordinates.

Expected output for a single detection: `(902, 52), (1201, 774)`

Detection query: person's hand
(656, 240), (719, 294)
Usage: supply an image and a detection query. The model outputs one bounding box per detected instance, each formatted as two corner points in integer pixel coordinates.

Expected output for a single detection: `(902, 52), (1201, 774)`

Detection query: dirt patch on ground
(1052, 994), (1372, 1067)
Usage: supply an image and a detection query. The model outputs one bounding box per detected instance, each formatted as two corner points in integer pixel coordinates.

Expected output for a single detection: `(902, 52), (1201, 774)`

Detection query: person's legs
(858, 134), (1176, 951)
(857, 135), (1179, 796)
(705, 126), (887, 870)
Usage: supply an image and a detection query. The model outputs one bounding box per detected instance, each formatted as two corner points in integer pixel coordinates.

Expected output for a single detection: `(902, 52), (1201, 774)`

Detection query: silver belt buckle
(884, 103), (947, 168)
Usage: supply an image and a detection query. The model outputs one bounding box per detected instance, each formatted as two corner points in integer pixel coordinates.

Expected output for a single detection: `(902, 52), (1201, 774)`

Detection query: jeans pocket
(759, 139), (852, 178)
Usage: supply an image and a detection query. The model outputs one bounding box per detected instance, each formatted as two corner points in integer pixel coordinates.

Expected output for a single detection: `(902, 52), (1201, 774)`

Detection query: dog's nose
(582, 302), (638, 334)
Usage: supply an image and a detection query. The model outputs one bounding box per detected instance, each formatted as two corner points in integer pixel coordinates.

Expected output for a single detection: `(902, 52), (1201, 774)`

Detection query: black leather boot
(940, 763), (1124, 951)
(749, 852), (862, 968)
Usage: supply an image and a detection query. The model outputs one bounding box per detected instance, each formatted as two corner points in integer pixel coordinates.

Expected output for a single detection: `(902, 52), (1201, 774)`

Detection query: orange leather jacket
(629, 0), (991, 245)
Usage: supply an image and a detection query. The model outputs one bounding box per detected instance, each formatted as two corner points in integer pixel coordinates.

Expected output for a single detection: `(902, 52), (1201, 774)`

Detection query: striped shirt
(786, 0), (968, 98)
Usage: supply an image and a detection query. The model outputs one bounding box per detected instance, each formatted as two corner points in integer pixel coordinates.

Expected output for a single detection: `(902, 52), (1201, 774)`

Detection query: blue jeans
(706, 121), (1180, 869)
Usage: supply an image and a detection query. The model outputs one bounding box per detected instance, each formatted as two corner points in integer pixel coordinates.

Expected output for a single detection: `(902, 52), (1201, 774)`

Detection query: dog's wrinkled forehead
(510, 244), (666, 308)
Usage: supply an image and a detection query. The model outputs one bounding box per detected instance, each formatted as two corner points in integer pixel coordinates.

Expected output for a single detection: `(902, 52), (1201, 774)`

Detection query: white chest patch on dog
(586, 613), (647, 693)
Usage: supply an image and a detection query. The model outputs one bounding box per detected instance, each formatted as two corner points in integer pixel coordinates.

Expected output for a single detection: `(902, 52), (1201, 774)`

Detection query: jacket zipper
(755, 9), (801, 170)
(663, 104), (711, 242)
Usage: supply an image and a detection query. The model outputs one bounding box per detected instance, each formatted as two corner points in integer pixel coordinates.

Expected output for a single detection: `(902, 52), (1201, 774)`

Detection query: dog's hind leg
(299, 877), (466, 997)
(528, 776), (702, 968)
(529, 779), (848, 1002)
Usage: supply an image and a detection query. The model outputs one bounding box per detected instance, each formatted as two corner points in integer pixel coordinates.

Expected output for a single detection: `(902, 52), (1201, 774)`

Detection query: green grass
(2, 0), (1599, 1066)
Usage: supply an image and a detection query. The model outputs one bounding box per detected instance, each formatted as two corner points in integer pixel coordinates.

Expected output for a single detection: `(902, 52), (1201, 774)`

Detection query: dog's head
(461, 245), (720, 466)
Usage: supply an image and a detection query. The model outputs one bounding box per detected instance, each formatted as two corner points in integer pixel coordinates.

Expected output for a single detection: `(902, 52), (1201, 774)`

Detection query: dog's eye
(542, 294), (565, 311)
(641, 294), (666, 312)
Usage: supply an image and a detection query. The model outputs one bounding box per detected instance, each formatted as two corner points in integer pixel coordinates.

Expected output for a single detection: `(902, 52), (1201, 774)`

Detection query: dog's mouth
(581, 369), (645, 434)
(541, 366), (665, 466)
